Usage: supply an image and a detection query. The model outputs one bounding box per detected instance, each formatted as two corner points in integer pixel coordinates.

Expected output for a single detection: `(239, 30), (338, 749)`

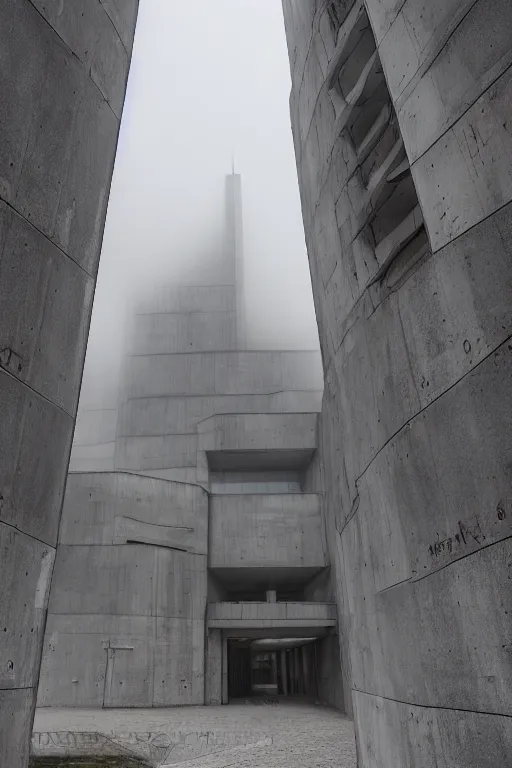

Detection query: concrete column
(288, 649), (295, 694)
(205, 630), (222, 705)
(0, 2), (138, 765)
(221, 633), (228, 704)
(271, 652), (278, 690)
(266, 589), (277, 602)
(280, 651), (288, 696)
(295, 647), (301, 694)
(302, 645), (309, 695)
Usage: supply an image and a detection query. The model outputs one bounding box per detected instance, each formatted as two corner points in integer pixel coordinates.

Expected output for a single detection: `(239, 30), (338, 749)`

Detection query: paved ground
(32, 701), (357, 767)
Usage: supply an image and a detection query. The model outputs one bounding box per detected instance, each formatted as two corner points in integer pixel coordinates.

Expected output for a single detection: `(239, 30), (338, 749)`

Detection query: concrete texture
(71, 176), (322, 478)
(37, 473), (208, 708)
(38, 172), (333, 719)
(206, 602), (336, 627)
(209, 494), (326, 570)
(0, 0), (138, 764)
(31, 704), (356, 767)
(282, 0), (512, 764)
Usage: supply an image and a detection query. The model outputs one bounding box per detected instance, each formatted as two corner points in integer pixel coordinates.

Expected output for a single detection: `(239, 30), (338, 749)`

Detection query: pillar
(302, 645), (309, 695)
(294, 647), (301, 694)
(271, 652), (278, 691)
(0, 2), (138, 765)
(221, 634), (229, 704)
(205, 630), (222, 705)
(280, 650), (288, 695)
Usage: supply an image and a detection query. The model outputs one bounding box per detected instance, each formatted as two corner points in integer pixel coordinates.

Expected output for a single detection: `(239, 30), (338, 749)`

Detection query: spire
(225, 172), (246, 350)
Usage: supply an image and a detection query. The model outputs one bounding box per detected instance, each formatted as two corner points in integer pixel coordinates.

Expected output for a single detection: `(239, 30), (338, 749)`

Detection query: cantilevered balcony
(198, 412), (317, 472)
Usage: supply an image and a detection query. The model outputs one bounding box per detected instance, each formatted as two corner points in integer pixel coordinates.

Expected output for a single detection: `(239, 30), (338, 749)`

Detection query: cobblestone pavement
(33, 701), (356, 767)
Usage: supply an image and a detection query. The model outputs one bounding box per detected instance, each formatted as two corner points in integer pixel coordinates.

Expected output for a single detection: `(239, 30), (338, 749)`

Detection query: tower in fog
(37, 174), (343, 711)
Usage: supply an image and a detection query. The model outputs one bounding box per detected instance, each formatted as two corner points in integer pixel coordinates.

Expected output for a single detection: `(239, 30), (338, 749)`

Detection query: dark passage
(227, 638), (319, 701)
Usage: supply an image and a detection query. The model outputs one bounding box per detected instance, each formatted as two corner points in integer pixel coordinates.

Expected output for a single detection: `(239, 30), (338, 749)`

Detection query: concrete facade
(282, 1), (512, 765)
(0, 2), (138, 765)
(37, 175), (345, 714)
(38, 472), (207, 708)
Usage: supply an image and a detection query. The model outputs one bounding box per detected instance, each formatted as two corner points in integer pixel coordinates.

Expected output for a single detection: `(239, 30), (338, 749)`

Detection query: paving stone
(32, 703), (356, 767)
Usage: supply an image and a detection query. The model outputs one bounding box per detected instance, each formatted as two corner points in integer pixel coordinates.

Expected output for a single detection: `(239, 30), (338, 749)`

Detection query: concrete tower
(225, 172), (247, 350)
(36, 174), (339, 717)
(282, 1), (512, 765)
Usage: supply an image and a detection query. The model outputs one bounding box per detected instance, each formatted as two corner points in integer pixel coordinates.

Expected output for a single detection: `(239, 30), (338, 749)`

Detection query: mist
(79, 0), (319, 410)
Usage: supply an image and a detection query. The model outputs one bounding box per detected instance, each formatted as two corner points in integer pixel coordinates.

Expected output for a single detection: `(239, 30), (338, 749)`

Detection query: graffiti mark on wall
(428, 517), (487, 559)
(416, 503), (512, 578)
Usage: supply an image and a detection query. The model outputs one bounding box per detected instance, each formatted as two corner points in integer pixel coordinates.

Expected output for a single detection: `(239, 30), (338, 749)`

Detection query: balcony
(198, 412), (317, 471)
(207, 601), (337, 631)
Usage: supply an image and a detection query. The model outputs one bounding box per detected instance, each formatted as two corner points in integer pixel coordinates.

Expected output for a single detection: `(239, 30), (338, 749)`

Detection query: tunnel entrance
(227, 638), (318, 701)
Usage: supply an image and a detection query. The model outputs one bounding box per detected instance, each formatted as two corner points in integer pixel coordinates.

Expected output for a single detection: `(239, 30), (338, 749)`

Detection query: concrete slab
(58, 472), (208, 551)
(0, 370), (73, 545)
(396, 0), (512, 161)
(30, 0), (130, 116)
(0, 203), (93, 414)
(131, 311), (237, 355)
(209, 494), (326, 569)
(115, 434), (198, 472)
(98, 0), (139, 52)
(413, 64), (512, 253)
(0, 688), (33, 767)
(0, 524), (54, 690)
(354, 690), (512, 768)
(198, 413), (317, 453)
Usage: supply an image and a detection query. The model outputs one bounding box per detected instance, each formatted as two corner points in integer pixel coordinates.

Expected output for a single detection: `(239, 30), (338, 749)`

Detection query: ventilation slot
(327, 3), (428, 287)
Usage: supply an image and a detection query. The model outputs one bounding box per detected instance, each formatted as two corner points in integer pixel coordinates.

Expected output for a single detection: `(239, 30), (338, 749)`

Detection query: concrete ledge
(198, 412), (317, 472)
(207, 601), (337, 628)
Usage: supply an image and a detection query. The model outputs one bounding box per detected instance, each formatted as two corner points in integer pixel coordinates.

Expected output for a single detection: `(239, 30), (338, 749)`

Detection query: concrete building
(282, 1), (512, 766)
(4, 3), (511, 765)
(0, 2), (139, 766)
(36, 173), (346, 713)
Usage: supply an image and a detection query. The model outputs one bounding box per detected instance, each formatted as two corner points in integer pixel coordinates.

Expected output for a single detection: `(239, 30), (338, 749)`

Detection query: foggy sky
(80, 0), (319, 409)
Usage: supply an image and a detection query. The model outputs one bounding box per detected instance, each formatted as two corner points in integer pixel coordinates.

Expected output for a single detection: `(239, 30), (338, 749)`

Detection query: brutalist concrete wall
(314, 633), (344, 710)
(117, 281), (323, 482)
(0, 1), (137, 764)
(283, 0), (512, 764)
(37, 472), (207, 707)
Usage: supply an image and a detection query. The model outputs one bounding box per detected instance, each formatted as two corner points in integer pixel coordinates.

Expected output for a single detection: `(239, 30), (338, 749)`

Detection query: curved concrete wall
(283, 0), (512, 764)
(38, 472), (208, 708)
(0, 1), (138, 764)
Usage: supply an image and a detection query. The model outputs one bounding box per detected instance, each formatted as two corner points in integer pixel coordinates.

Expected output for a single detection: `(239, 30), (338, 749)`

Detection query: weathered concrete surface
(37, 473), (207, 708)
(207, 601), (336, 628)
(199, 412), (317, 451)
(31, 704), (356, 767)
(283, 0), (512, 764)
(0, 689), (33, 767)
(209, 494), (326, 570)
(354, 691), (512, 768)
(40, 172), (331, 715)
(69, 408), (118, 471)
(69, 174), (323, 478)
(0, 0), (138, 763)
